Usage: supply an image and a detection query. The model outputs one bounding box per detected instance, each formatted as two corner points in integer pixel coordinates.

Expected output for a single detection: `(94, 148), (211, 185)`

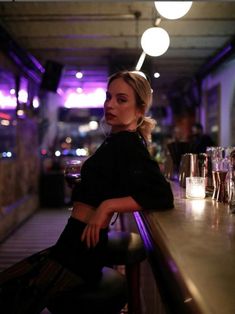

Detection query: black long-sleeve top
(72, 130), (174, 211)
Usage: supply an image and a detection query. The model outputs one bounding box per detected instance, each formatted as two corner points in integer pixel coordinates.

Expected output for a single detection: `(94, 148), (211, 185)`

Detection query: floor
(0, 208), (165, 314)
(0, 209), (69, 272)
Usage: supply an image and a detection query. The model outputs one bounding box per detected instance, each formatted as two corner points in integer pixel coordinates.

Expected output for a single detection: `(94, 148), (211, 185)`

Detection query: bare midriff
(71, 201), (96, 224)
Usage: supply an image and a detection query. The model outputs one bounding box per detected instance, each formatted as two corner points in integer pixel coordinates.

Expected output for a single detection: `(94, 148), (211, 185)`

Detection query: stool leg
(125, 263), (142, 314)
(119, 213), (126, 231)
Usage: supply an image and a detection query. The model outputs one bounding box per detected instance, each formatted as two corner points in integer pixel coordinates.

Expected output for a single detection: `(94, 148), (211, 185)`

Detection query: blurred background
(0, 1), (235, 233)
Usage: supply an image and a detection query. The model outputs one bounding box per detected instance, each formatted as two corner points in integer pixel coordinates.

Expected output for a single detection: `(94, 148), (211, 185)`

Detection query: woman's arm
(81, 196), (142, 248)
(100, 196), (142, 215)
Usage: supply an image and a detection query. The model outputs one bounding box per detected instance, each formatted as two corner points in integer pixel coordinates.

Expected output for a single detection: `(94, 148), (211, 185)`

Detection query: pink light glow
(18, 90), (28, 103)
(0, 89), (29, 109)
(64, 87), (106, 108)
(0, 91), (17, 109)
(0, 112), (11, 120)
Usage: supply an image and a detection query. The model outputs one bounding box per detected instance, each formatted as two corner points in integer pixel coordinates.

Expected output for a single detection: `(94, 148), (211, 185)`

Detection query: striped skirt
(0, 248), (85, 314)
(0, 217), (109, 314)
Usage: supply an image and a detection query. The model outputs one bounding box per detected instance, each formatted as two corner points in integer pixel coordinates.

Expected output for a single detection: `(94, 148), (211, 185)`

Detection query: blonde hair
(108, 71), (156, 143)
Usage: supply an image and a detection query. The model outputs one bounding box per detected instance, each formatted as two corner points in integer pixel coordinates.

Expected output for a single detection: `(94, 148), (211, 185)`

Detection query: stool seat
(47, 231), (146, 314)
(105, 231), (146, 314)
(105, 231), (146, 265)
(46, 267), (127, 314)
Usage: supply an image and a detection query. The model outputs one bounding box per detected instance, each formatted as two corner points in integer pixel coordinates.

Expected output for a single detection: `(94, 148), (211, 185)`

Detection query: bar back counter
(134, 181), (235, 314)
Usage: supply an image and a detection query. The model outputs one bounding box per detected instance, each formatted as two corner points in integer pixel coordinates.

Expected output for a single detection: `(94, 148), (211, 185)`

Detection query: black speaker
(40, 60), (63, 92)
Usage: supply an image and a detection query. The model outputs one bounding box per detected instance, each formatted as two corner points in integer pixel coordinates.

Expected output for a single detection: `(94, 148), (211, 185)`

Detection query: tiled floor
(0, 208), (69, 272)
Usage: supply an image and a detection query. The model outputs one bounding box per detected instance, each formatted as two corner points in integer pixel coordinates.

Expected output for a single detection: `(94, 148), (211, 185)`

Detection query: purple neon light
(133, 212), (154, 251)
(204, 44), (233, 71)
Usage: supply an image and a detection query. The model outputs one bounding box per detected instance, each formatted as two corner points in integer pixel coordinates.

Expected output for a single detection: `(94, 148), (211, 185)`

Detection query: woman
(0, 71), (174, 313)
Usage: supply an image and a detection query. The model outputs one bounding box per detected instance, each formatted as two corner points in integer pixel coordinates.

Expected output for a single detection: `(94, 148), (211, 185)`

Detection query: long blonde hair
(108, 71), (156, 143)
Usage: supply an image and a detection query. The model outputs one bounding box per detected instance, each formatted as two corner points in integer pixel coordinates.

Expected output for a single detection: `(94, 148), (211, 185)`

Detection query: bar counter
(134, 181), (235, 314)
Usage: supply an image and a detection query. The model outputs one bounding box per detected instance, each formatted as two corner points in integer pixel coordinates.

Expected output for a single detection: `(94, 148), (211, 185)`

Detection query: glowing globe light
(154, 72), (160, 78)
(6, 152), (12, 158)
(16, 109), (25, 117)
(18, 90), (28, 103)
(76, 148), (88, 156)
(141, 27), (170, 57)
(1, 119), (10, 126)
(65, 137), (72, 143)
(55, 150), (61, 157)
(32, 97), (40, 108)
(154, 1), (193, 20)
(76, 87), (83, 93)
(89, 120), (99, 130)
(76, 71), (83, 79)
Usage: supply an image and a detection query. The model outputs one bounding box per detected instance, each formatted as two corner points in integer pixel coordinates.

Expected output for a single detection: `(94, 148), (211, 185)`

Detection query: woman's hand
(81, 201), (113, 248)
(81, 196), (141, 248)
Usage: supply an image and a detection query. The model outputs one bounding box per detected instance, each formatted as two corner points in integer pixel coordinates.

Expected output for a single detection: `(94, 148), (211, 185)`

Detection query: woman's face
(104, 78), (142, 133)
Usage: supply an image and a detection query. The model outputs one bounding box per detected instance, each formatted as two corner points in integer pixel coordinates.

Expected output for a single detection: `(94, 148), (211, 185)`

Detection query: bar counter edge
(134, 181), (235, 314)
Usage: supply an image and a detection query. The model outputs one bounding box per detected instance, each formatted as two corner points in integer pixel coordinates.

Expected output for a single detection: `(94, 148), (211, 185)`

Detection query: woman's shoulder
(110, 130), (139, 139)
(109, 130), (150, 159)
(109, 130), (143, 145)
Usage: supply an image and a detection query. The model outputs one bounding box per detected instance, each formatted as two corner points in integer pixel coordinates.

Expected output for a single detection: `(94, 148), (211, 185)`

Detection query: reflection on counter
(187, 199), (206, 220)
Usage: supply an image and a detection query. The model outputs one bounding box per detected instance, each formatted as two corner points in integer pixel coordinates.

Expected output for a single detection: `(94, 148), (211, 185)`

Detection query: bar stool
(105, 231), (147, 314)
(46, 266), (127, 314)
(46, 231), (146, 314)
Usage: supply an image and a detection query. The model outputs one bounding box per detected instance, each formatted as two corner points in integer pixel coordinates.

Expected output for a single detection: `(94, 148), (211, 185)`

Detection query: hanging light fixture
(154, 1), (193, 20)
(141, 27), (170, 57)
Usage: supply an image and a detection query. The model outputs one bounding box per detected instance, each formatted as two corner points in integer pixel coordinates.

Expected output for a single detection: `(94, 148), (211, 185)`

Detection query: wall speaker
(40, 60), (63, 92)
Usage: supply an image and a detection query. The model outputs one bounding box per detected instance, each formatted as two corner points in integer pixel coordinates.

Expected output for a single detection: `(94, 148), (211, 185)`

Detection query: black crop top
(72, 131), (174, 210)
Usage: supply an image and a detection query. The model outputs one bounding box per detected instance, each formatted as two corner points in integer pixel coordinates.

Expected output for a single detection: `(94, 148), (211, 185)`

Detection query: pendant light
(141, 27), (170, 57)
(154, 1), (193, 20)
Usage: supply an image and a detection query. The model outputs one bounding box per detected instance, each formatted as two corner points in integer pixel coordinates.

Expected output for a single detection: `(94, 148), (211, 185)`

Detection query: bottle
(228, 149), (235, 212)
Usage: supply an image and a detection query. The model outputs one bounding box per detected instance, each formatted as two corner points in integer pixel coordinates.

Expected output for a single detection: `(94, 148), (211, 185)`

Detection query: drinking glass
(64, 159), (82, 188)
(186, 177), (206, 199)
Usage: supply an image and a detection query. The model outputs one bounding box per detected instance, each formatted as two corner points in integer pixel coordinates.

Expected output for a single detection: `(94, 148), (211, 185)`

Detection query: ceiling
(0, 1), (235, 99)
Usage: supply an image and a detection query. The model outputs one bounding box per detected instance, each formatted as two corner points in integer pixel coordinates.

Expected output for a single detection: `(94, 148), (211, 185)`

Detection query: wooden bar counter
(134, 181), (235, 314)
